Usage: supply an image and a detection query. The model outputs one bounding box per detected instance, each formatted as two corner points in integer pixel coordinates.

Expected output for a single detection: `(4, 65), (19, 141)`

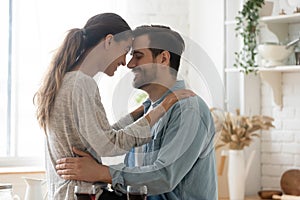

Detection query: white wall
(261, 72), (300, 189)
(120, 0), (225, 108)
(189, 0), (224, 82)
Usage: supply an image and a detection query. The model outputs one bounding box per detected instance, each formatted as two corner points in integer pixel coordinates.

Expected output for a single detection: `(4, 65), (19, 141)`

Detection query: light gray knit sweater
(45, 71), (151, 200)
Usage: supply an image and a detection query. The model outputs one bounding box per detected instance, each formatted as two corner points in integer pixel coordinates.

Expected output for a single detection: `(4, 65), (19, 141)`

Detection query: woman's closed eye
(124, 46), (131, 54)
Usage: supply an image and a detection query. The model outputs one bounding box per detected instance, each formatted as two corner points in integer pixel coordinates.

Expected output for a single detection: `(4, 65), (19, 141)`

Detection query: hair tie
(81, 28), (87, 39)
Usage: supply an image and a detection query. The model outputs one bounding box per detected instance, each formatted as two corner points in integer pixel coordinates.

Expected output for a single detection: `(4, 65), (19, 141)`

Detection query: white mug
(0, 184), (21, 200)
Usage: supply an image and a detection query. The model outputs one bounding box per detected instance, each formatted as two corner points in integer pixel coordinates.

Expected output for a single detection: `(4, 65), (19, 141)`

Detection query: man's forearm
(130, 105), (144, 121)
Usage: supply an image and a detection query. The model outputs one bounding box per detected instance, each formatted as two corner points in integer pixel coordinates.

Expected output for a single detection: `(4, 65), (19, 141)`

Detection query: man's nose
(120, 55), (126, 66)
(127, 58), (136, 69)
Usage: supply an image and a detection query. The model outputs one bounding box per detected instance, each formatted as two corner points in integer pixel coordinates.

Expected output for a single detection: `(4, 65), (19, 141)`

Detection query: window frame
(0, 0), (126, 168)
(0, 0), (45, 167)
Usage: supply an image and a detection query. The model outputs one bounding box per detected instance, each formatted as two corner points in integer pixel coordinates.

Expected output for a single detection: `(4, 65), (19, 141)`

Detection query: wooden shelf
(227, 12), (300, 25)
(258, 65), (300, 71)
(260, 13), (300, 24)
(225, 65), (300, 73)
(225, 68), (254, 73)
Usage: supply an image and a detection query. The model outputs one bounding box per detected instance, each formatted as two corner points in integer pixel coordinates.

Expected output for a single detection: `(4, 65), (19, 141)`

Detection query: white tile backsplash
(261, 142), (282, 153)
(261, 72), (300, 189)
(262, 165), (282, 176)
(261, 176), (281, 188)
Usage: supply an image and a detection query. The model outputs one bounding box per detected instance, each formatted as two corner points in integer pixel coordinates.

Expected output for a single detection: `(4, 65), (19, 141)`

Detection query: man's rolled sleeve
(109, 163), (127, 194)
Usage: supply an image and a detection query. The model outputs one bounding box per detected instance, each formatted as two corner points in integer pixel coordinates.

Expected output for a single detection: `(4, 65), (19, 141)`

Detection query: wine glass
(74, 185), (96, 200)
(127, 185), (147, 200)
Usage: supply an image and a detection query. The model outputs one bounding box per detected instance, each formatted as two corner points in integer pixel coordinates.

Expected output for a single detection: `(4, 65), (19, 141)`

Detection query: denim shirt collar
(142, 80), (185, 113)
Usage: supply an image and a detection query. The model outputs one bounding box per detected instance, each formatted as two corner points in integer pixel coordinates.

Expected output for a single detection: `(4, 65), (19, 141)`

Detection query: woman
(34, 13), (193, 199)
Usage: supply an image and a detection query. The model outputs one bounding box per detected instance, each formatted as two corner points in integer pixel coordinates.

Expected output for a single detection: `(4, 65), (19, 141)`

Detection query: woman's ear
(159, 50), (171, 66)
(104, 34), (114, 50)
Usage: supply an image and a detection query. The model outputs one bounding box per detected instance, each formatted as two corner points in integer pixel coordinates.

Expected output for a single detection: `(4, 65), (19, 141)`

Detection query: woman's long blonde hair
(34, 13), (131, 133)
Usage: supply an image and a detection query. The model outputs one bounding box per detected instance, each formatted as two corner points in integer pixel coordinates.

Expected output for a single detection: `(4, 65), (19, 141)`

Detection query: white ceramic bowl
(258, 44), (294, 67)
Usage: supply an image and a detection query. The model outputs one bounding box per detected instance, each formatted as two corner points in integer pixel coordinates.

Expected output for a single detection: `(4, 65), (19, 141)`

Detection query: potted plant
(234, 0), (265, 74)
(211, 108), (274, 150)
(211, 108), (274, 200)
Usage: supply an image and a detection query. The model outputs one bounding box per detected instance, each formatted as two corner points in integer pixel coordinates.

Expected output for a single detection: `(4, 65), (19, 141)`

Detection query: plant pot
(228, 150), (246, 200)
(227, 150), (255, 200)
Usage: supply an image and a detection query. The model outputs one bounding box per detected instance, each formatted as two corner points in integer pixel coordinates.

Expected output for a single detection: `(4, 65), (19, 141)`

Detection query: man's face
(127, 35), (158, 89)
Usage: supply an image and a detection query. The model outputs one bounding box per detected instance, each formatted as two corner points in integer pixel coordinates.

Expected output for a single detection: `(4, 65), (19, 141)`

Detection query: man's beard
(132, 64), (157, 89)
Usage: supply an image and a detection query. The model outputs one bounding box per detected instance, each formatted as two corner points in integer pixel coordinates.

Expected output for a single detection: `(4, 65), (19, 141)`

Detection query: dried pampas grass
(211, 108), (275, 150)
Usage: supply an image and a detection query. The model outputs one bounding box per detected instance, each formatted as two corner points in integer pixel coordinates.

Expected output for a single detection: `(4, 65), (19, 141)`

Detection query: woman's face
(104, 38), (132, 76)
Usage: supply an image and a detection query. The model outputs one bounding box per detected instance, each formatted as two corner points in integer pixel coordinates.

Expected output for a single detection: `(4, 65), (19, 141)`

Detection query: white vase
(228, 150), (245, 200)
(221, 149), (256, 200)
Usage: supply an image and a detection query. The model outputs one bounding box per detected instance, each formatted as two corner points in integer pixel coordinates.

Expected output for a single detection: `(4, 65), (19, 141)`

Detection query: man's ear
(104, 34), (114, 50)
(159, 50), (171, 66)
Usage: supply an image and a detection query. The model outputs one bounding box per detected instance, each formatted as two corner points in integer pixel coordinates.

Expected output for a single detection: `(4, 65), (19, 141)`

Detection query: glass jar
(0, 184), (20, 200)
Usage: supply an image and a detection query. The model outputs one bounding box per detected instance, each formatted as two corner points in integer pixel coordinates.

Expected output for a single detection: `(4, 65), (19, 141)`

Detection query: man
(56, 25), (218, 200)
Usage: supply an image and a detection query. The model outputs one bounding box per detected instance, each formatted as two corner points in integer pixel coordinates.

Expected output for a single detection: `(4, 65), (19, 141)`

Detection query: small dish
(258, 190), (283, 199)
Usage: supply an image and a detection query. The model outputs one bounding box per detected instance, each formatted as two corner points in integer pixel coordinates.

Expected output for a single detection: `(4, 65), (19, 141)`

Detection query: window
(0, 0), (13, 159)
(0, 0), (127, 167)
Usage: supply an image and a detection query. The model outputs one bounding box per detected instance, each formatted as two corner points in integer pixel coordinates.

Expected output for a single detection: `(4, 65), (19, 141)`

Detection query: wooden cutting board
(273, 194), (300, 200)
(280, 169), (300, 196)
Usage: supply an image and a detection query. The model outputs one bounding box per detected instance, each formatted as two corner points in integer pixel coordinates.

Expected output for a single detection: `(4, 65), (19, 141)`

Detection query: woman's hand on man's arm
(145, 89), (195, 126)
(56, 147), (112, 183)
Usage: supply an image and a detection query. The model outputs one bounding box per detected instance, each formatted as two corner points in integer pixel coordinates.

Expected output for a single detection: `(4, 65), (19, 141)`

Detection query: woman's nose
(120, 55), (126, 66)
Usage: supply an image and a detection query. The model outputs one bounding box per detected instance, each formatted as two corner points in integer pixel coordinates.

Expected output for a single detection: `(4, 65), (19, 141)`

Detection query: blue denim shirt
(110, 81), (218, 200)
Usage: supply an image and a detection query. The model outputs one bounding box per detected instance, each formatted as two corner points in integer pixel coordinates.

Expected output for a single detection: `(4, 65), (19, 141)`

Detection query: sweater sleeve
(72, 77), (151, 157)
(112, 114), (135, 131)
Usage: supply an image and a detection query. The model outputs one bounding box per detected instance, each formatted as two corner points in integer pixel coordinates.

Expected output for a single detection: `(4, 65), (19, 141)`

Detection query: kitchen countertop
(0, 167), (45, 174)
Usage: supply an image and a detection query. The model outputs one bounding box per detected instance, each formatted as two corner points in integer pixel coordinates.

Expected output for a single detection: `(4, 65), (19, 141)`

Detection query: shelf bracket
(259, 71), (282, 108)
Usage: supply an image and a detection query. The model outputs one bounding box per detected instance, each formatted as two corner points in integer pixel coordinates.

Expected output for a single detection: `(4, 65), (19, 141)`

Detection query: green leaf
(234, 0), (264, 73)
